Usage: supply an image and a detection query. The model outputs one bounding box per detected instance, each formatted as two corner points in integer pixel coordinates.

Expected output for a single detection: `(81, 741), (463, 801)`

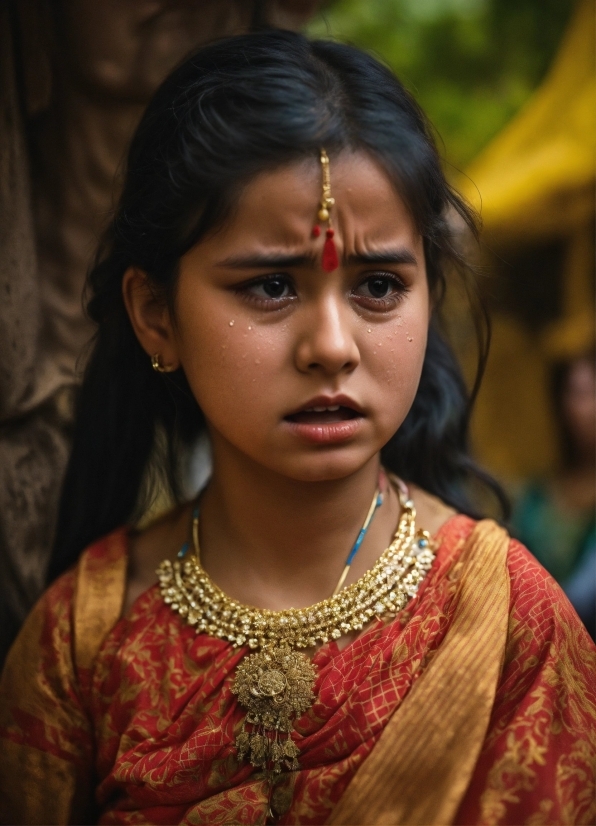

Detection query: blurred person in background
(512, 348), (596, 637)
(0, 0), (319, 667)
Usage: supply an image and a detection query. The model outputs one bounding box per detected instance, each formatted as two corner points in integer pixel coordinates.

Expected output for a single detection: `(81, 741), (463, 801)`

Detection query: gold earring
(151, 353), (176, 373)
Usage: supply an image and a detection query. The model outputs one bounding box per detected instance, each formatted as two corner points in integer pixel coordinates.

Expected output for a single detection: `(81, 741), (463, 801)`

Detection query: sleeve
(456, 540), (596, 826)
(0, 569), (95, 825)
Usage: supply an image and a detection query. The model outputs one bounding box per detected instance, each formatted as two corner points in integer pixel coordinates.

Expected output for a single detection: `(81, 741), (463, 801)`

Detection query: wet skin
(123, 151), (453, 614)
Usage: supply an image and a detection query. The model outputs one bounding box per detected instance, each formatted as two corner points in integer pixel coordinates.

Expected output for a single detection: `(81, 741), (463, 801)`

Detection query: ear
(122, 268), (180, 370)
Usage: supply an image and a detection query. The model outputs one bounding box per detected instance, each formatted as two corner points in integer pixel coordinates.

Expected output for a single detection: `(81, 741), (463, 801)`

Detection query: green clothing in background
(512, 483), (595, 584)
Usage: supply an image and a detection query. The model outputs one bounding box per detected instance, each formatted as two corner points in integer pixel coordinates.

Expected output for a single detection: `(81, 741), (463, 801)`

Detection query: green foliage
(307, 0), (575, 167)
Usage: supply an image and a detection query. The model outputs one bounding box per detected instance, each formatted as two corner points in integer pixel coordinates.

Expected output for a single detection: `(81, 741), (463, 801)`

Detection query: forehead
(216, 150), (419, 248)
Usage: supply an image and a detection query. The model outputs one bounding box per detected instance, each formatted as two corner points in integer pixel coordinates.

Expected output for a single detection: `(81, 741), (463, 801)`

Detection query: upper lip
(286, 394), (365, 417)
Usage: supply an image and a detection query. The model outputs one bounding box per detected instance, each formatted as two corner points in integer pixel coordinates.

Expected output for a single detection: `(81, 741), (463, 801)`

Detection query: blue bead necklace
(178, 485), (383, 597)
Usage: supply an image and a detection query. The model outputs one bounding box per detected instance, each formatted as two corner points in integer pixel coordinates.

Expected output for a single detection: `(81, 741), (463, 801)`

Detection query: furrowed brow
(216, 247), (417, 270)
(217, 252), (319, 269)
(347, 248), (418, 266)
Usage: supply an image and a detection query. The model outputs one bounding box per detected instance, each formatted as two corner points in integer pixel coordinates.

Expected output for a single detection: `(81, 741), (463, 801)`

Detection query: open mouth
(285, 405), (362, 425)
(283, 398), (364, 444)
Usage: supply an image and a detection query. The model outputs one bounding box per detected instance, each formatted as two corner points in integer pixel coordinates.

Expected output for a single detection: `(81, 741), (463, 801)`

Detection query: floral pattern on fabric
(457, 541), (596, 825)
(1, 516), (595, 825)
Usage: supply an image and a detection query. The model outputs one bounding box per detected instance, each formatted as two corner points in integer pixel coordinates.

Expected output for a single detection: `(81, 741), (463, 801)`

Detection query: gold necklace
(157, 479), (435, 780)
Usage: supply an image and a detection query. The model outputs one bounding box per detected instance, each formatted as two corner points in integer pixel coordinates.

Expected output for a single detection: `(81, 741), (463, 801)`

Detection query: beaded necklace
(157, 477), (435, 782)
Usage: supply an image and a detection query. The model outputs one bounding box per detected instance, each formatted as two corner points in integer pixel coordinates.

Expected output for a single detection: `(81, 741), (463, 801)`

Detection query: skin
(123, 151), (454, 618)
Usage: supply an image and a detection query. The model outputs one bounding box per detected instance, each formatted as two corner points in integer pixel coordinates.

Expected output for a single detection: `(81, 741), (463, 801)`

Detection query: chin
(273, 446), (379, 484)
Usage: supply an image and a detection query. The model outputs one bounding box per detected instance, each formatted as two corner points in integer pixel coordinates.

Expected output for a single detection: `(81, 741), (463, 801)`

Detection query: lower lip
(284, 417), (363, 444)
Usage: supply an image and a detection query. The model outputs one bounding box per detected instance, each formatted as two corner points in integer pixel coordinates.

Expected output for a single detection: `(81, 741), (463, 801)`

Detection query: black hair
(48, 29), (508, 583)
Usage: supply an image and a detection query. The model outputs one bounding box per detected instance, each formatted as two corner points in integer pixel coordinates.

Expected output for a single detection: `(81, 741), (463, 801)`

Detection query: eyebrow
(348, 248), (418, 266)
(216, 247), (418, 270)
(217, 252), (319, 269)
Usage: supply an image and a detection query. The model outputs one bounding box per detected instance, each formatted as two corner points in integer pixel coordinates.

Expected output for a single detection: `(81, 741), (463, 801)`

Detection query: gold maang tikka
(312, 149), (339, 272)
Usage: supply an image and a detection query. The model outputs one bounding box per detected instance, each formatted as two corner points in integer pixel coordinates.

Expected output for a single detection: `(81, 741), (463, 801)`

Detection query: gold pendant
(232, 645), (317, 776)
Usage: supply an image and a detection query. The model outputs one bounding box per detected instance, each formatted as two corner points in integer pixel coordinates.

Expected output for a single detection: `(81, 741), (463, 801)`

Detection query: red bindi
(322, 227), (339, 272)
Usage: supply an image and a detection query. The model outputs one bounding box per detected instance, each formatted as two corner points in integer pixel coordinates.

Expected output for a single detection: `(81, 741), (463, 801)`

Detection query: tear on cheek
(385, 369), (397, 384)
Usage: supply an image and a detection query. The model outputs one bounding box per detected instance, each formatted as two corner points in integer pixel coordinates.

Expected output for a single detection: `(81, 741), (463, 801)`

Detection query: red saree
(1, 515), (595, 825)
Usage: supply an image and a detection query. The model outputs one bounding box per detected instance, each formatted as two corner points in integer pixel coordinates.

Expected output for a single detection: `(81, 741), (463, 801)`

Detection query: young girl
(1, 30), (594, 826)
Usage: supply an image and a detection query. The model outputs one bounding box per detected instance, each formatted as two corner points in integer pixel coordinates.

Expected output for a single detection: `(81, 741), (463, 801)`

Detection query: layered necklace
(157, 476), (435, 782)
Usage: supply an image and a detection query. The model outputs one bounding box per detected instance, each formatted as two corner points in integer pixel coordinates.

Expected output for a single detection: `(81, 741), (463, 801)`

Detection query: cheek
(362, 301), (429, 437)
(176, 302), (288, 430)
(368, 300), (428, 384)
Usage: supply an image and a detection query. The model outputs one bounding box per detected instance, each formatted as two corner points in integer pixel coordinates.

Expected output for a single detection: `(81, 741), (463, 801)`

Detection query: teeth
(306, 405), (342, 413)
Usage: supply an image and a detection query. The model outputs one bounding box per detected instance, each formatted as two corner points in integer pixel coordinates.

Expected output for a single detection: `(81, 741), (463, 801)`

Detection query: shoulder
(0, 552), (104, 825)
(2, 528), (129, 690)
(494, 535), (596, 721)
(504, 538), (595, 671)
(73, 529), (129, 671)
(1, 564), (79, 690)
(407, 483), (457, 537)
(431, 509), (593, 646)
(0, 565), (83, 751)
(124, 501), (192, 614)
(456, 532), (596, 823)
(505, 537), (590, 637)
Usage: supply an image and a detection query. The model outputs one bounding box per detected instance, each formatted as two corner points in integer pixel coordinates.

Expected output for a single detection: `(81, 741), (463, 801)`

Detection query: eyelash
(236, 275), (297, 309)
(236, 272), (409, 311)
(352, 272), (409, 310)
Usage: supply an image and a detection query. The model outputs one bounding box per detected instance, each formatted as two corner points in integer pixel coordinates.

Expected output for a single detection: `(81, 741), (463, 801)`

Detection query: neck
(199, 442), (400, 610)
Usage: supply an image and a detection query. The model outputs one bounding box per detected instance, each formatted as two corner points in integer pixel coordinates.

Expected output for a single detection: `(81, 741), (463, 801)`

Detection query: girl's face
(140, 151), (430, 482)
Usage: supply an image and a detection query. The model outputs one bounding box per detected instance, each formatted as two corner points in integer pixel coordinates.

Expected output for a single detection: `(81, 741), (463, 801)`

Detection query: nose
(294, 293), (360, 376)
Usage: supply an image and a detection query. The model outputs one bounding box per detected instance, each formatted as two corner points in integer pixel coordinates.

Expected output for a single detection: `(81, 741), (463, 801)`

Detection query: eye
(259, 276), (291, 299)
(239, 274), (296, 306)
(353, 273), (408, 308)
(363, 277), (392, 298)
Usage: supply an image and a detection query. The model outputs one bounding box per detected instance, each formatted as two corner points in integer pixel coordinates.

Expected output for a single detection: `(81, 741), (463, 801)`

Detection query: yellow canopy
(457, 0), (595, 480)
(460, 0), (595, 245)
